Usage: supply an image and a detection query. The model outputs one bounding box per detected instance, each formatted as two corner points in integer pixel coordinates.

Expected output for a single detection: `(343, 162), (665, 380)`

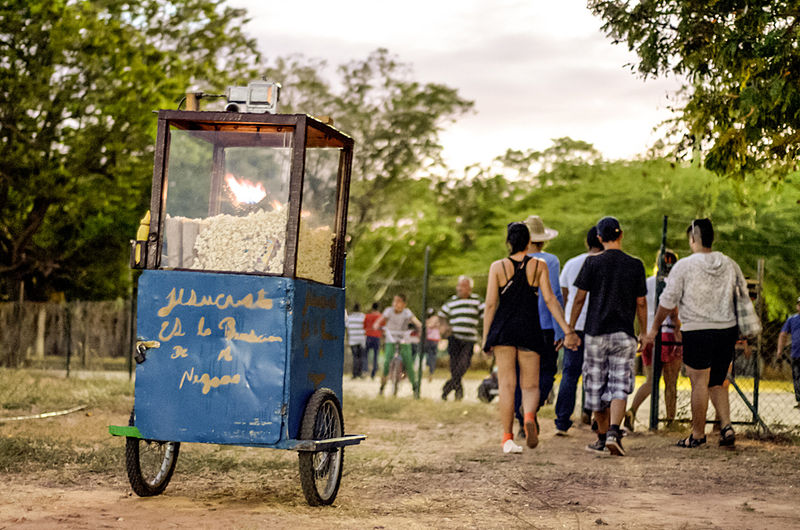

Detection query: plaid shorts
(583, 332), (638, 411)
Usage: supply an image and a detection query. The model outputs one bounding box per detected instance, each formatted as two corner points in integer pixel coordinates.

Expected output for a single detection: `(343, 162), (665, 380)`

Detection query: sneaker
(623, 410), (635, 433)
(585, 438), (607, 455)
(606, 430), (626, 456)
(554, 428), (569, 437)
(503, 439), (523, 454)
(518, 426), (526, 439)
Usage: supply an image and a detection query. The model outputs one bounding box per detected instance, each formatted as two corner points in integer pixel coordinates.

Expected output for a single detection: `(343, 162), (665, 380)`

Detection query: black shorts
(681, 326), (738, 387)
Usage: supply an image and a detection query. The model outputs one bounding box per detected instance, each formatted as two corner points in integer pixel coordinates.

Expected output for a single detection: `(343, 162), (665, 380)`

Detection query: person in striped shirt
(439, 276), (485, 400)
(345, 303), (367, 378)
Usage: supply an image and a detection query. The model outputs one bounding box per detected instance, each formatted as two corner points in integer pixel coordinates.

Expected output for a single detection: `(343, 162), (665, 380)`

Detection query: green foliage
(262, 49), (474, 247)
(0, 0), (260, 301)
(588, 1), (800, 180)
(343, 137), (800, 322)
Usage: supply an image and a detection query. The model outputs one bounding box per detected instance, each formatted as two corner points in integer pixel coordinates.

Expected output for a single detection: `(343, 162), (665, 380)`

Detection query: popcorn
(192, 208), (288, 273)
(297, 222), (335, 284)
(164, 208), (336, 283)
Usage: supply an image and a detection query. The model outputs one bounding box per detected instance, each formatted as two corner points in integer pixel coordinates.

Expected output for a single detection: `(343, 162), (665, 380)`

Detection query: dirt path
(1, 375), (799, 529)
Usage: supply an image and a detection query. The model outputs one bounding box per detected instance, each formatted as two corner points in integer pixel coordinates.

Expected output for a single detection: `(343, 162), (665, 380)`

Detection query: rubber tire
(125, 409), (180, 497)
(298, 388), (344, 506)
(389, 356), (403, 396)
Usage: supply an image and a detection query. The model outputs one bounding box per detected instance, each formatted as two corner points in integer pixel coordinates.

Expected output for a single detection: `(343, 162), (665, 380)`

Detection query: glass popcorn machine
(109, 104), (363, 506)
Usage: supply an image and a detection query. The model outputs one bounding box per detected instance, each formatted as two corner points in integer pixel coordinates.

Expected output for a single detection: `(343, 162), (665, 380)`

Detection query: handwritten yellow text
(219, 317), (283, 343)
(301, 319), (337, 342)
(171, 346), (188, 359)
(159, 318), (185, 342)
(320, 319), (336, 340)
(308, 372), (326, 389)
(302, 291), (337, 316)
(179, 367), (241, 395)
(217, 345), (232, 362)
(197, 317), (211, 336)
(158, 288), (274, 318)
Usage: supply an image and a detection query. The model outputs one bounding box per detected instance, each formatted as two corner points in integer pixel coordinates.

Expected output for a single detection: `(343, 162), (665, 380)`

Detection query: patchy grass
(0, 369), (133, 414)
(1, 371), (800, 528)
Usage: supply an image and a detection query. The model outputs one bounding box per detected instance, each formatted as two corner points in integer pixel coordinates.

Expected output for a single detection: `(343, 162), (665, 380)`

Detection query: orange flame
(225, 173), (266, 205)
(270, 199), (283, 211)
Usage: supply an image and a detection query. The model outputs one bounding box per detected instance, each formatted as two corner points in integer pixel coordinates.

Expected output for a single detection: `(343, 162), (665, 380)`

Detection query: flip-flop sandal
(719, 425), (736, 447)
(676, 434), (706, 448)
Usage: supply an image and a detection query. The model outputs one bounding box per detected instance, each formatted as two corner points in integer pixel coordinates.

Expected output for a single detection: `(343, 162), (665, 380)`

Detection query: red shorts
(641, 331), (682, 367)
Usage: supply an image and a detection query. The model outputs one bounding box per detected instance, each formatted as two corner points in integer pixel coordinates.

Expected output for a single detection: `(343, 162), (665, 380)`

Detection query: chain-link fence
(601, 262), (799, 435)
(3, 265), (798, 433)
(346, 267), (800, 435)
(640, 318), (799, 434)
(0, 300), (132, 372)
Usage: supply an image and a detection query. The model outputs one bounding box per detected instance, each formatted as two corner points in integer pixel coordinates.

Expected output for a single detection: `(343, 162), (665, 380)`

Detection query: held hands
(563, 332), (580, 351)
(642, 328), (657, 348)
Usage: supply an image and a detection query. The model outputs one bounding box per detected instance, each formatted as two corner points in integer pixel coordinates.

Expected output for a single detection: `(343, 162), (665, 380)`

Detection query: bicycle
(384, 328), (418, 396)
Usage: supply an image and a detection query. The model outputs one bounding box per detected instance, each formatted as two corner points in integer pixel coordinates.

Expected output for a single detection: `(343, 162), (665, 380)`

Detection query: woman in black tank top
(482, 223), (580, 453)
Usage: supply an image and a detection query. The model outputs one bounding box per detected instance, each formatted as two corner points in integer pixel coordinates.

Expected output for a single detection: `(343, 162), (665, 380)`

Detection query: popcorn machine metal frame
(110, 110), (364, 506)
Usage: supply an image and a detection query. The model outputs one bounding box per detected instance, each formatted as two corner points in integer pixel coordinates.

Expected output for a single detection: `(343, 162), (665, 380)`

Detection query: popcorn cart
(109, 107), (363, 506)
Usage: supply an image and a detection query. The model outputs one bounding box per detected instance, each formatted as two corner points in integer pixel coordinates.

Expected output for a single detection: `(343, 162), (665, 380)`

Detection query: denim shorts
(583, 332), (637, 411)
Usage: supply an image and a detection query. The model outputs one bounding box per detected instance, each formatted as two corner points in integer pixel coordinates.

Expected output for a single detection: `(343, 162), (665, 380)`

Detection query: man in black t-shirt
(570, 216), (647, 456)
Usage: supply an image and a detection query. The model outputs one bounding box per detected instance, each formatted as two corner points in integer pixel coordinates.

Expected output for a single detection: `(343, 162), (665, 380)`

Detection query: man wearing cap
(523, 215), (565, 414)
(570, 216), (647, 456)
(778, 297), (800, 409)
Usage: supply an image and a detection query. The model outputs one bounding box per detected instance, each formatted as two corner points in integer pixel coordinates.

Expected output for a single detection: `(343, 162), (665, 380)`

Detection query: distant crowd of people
(346, 214), (767, 456)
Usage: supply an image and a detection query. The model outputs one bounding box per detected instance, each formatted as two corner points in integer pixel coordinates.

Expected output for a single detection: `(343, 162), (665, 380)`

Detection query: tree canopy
(344, 138), (800, 323)
(263, 49), (474, 247)
(588, 1), (800, 179)
(0, 0), (259, 301)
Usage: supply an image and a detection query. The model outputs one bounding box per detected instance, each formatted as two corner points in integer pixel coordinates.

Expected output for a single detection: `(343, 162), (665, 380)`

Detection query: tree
(263, 49), (474, 247)
(0, 0), (260, 301)
(588, 1), (800, 179)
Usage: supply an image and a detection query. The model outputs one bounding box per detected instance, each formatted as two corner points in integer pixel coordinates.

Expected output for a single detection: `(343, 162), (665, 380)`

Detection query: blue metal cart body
(133, 270), (344, 449)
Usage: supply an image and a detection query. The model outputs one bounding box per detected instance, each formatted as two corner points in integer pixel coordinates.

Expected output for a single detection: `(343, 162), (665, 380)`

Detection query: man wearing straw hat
(523, 215), (565, 422)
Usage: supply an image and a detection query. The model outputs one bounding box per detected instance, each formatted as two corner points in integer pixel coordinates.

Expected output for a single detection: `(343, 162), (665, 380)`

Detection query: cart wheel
(125, 409), (180, 497)
(389, 355), (403, 396)
(298, 388), (344, 506)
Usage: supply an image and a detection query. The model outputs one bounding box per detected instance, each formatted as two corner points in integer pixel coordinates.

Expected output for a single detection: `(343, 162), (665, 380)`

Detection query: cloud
(230, 0), (685, 169)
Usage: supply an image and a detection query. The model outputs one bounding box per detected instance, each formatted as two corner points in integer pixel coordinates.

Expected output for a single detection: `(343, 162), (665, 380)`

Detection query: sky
(230, 1), (683, 171)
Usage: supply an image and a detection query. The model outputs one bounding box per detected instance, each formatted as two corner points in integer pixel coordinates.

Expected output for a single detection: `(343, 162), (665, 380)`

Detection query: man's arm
(644, 304), (672, 346)
(561, 287), (569, 308)
(569, 289), (587, 329)
(635, 295), (647, 342)
(778, 331), (790, 357)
